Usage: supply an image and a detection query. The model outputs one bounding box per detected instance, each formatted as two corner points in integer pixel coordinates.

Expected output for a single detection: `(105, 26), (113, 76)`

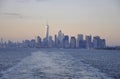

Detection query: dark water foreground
(0, 48), (120, 79)
(0, 48), (38, 77)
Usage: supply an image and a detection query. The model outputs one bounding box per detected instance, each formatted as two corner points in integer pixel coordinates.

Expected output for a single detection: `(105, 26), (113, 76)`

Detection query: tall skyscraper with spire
(46, 24), (49, 41)
(45, 24), (49, 47)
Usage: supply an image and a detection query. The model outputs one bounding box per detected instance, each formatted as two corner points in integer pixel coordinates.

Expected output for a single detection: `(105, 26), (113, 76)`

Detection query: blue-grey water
(0, 48), (120, 79)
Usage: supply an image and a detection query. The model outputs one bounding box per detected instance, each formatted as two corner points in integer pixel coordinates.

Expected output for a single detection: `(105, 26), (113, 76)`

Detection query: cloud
(3, 12), (43, 19)
(3, 12), (23, 18)
(4, 12), (20, 16)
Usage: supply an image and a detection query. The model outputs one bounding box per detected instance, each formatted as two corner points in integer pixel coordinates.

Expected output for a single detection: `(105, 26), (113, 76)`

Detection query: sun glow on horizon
(0, 0), (120, 46)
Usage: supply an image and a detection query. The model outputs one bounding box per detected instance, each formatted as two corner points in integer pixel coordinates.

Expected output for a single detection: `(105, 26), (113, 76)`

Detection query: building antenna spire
(45, 20), (49, 47)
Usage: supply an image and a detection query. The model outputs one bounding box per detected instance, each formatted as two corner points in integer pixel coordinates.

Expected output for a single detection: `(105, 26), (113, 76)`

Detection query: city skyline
(0, 27), (107, 49)
(0, 24), (107, 46)
(0, 0), (120, 46)
(0, 23), (117, 46)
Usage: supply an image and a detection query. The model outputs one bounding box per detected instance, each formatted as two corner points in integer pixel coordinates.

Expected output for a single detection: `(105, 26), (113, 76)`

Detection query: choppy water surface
(0, 48), (120, 79)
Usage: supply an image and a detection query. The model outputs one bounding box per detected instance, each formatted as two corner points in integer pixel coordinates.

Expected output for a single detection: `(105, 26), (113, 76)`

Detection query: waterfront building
(36, 36), (42, 47)
(29, 39), (36, 48)
(101, 39), (106, 48)
(54, 34), (58, 47)
(48, 36), (54, 47)
(85, 35), (92, 49)
(57, 30), (64, 48)
(70, 36), (76, 48)
(77, 34), (83, 48)
(63, 35), (69, 48)
(93, 36), (100, 48)
(93, 36), (106, 48)
(79, 40), (86, 48)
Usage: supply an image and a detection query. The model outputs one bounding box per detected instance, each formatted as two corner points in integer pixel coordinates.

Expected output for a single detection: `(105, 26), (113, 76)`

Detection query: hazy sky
(0, 0), (120, 46)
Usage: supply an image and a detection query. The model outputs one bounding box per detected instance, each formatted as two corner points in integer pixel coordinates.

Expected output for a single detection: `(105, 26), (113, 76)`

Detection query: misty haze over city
(0, 0), (120, 79)
(0, 0), (120, 46)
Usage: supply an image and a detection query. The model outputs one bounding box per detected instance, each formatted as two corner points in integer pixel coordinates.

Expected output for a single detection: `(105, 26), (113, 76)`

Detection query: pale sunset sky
(0, 0), (120, 46)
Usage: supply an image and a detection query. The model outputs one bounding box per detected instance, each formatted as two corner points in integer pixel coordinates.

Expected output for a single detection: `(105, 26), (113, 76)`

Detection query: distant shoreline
(95, 47), (120, 50)
(0, 47), (120, 51)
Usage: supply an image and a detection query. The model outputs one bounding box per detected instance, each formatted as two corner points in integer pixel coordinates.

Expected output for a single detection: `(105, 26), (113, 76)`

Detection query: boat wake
(1, 51), (113, 79)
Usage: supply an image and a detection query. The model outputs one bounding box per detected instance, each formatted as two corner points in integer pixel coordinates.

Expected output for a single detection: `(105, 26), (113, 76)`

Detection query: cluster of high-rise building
(53, 31), (106, 49)
(0, 24), (106, 49)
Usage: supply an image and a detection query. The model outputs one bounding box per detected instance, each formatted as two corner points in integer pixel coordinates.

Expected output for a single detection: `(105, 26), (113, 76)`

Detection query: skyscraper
(101, 39), (106, 48)
(93, 36), (100, 48)
(70, 36), (76, 48)
(77, 34), (83, 48)
(57, 30), (64, 48)
(85, 35), (92, 49)
(93, 36), (106, 48)
(54, 34), (58, 47)
(45, 24), (49, 47)
(63, 35), (69, 48)
(36, 36), (42, 47)
(46, 24), (49, 42)
(48, 36), (53, 47)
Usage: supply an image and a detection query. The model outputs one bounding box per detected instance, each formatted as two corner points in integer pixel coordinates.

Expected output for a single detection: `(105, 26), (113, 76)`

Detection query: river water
(0, 48), (120, 79)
